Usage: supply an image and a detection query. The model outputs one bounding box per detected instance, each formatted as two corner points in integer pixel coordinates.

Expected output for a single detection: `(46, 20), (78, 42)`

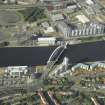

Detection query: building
(41, 22), (55, 34)
(71, 63), (89, 71)
(86, 0), (94, 5)
(37, 37), (56, 46)
(57, 21), (71, 38)
(76, 15), (90, 24)
(5, 66), (28, 77)
(62, 57), (69, 70)
(96, 84), (105, 89)
(57, 21), (105, 38)
(66, 3), (78, 12)
(98, 62), (105, 68)
(43, 27), (55, 34)
(89, 61), (100, 70)
(90, 62), (105, 70)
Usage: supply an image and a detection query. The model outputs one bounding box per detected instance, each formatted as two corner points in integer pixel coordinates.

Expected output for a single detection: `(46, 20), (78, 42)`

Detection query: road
(0, 1), (46, 10)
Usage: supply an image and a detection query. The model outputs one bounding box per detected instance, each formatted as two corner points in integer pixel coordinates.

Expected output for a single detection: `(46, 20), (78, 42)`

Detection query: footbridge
(42, 44), (67, 79)
(47, 44), (67, 68)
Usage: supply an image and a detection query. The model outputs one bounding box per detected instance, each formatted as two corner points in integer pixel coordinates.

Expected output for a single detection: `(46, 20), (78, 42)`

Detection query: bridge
(0, 41), (105, 67)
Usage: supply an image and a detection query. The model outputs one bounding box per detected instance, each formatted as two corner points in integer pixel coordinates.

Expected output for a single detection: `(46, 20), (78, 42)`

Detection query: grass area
(18, 7), (47, 23)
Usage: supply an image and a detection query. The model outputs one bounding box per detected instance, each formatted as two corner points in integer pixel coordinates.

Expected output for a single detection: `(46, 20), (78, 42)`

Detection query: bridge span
(0, 41), (105, 66)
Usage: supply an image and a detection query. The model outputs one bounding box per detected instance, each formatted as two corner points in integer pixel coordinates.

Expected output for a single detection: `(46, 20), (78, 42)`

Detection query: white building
(43, 27), (55, 34)
(89, 62), (99, 70)
(86, 0), (94, 5)
(71, 63), (89, 71)
(67, 4), (77, 9)
(62, 57), (69, 70)
(76, 15), (90, 24)
(90, 62), (105, 70)
(5, 66), (28, 77)
(38, 37), (56, 46)
(98, 62), (105, 68)
(57, 21), (105, 38)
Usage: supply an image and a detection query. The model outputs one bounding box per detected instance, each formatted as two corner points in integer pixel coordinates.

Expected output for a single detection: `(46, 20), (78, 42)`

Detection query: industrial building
(5, 66), (28, 77)
(37, 37), (56, 46)
(57, 21), (105, 38)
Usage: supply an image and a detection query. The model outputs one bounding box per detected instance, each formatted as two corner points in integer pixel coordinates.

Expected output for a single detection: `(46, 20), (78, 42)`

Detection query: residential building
(71, 63), (89, 71)
(98, 62), (105, 68)
(90, 62), (105, 70)
(89, 61), (100, 70)
(57, 21), (105, 38)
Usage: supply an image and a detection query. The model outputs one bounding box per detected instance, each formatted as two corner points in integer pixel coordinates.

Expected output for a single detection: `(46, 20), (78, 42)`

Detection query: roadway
(0, 40), (105, 66)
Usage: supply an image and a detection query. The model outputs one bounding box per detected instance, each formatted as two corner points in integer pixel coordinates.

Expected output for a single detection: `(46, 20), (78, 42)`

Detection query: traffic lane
(0, 46), (57, 67)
